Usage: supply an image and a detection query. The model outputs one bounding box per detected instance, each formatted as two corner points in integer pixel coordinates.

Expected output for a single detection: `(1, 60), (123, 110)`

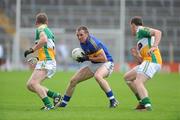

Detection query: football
(71, 48), (85, 61)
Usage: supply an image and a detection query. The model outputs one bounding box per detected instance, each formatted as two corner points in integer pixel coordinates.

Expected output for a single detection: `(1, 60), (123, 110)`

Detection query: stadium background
(0, 0), (180, 72)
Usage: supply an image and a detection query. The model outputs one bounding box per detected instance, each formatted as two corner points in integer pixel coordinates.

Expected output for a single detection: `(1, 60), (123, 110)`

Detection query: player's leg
(26, 69), (47, 98)
(45, 87), (61, 106)
(58, 66), (94, 107)
(44, 67), (61, 106)
(133, 73), (151, 110)
(27, 77), (52, 94)
(26, 69), (54, 109)
(123, 66), (141, 102)
(94, 62), (118, 108)
(133, 61), (161, 111)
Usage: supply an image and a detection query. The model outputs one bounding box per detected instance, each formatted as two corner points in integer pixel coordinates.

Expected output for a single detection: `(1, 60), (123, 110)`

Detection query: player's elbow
(155, 29), (162, 37)
(42, 38), (48, 44)
(158, 30), (162, 36)
(123, 73), (129, 81)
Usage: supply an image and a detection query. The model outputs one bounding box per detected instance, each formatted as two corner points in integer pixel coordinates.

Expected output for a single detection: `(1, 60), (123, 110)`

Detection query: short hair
(130, 16), (143, 26)
(76, 26), (89, 34)
(36, 12), (48, 24)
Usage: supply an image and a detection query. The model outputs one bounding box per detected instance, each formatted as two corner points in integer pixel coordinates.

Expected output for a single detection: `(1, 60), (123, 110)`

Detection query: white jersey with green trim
(135, 26), (162, 64)
(35, 24), (55, 61)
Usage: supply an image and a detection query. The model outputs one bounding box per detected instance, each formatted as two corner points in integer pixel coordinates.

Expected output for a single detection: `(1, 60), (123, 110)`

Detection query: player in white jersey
(24, 13), (61, 110)
(124, 16), (162, 111)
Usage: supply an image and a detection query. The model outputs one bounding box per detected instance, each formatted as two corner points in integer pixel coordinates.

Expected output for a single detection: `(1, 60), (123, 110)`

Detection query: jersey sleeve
(89, 38), (101, 51)
(138, 27), (151, 38)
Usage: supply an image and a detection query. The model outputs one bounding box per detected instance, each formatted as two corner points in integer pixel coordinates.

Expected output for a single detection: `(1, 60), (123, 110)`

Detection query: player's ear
(35, 21), (38, 26)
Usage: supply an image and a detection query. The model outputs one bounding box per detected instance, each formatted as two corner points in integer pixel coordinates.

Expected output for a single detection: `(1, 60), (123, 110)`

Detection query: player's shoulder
(137, 26), (151, 36)
(137, 26), (149, 32)
(90, 35), (102, 44)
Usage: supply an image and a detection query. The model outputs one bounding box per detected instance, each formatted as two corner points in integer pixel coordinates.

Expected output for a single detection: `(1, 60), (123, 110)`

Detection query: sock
(42, 97), (52, 108)
(106, 90), (115, 101)
(60, 95), (71, 107)
(141, 97), (151, 107)
(47, 90), (60, 98)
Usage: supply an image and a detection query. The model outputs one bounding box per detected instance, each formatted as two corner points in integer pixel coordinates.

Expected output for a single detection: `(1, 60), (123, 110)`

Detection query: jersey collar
(38, 24), (47, 29)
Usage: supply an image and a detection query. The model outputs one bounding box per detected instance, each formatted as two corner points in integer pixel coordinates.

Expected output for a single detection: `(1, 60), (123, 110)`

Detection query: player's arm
(77, 49), (107, 63)
(24, 32), (48, 57)
(148, 28), (162, 55)
(32, 32), (48, 51)
(150, 28), (162, 48)
(88, 49), (107, 62)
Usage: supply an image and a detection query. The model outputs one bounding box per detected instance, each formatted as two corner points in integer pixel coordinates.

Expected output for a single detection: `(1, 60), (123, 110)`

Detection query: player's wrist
(30, 48), (34, 53)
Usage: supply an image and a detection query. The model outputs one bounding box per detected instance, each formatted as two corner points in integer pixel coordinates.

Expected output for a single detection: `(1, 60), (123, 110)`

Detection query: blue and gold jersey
(80, 35), (113, 63)
(35, 24), (55, 61)
(136, 26), (162, 64)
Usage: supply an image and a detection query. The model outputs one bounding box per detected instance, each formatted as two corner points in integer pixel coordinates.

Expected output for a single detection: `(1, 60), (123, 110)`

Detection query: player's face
(76, 30), (88, 43)
(130, 23), (136, 36)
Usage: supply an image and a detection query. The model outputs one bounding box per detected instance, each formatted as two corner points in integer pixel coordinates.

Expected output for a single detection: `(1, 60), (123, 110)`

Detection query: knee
(123, 73), (134, 85)
(26, 82), (33, 91)
(94, 73), (103, 82)
(26, 80), (36, 91)
(123, 73), (129, 81)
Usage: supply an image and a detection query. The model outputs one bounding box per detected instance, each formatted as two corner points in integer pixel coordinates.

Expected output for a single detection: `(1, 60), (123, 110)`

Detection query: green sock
(141, 97), (151, 106)
(42, 97), (52, 107)
(47, 90), (59, 98)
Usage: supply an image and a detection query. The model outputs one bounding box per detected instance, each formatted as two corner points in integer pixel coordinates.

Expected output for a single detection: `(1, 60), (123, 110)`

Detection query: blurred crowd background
(0, 0), (180, 72)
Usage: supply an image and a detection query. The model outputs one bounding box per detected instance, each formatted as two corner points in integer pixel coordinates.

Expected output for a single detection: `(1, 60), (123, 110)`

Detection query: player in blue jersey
(56, 26), (118, 108)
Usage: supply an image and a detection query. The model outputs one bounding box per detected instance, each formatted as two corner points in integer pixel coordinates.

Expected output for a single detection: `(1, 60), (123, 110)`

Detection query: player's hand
(130, 48), (138, 57)
(76, 54), (89, 63)
(130, 48), (142, 64)
(24, 48), (34, 57)
(147, 46), (157, 56)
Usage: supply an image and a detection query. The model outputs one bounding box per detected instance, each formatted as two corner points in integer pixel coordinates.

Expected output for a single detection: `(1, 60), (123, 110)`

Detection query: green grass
(0, 71), (180, 120)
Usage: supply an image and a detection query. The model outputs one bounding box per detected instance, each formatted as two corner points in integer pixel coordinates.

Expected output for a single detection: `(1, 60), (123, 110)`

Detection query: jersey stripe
(89, 38), (98, 49)
(88, 49), (103, 57)
(143, 61), (150, 73)
(44, 44), (51, 60)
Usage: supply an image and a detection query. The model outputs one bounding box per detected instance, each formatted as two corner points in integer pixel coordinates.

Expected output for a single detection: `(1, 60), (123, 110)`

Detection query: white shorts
(136, 61), (161, 78)
(35, 60), (56, 78)
(87, 61), (114, 76)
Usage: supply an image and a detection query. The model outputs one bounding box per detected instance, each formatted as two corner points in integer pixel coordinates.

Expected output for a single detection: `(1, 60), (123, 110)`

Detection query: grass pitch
(0, 71), (180, 120)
